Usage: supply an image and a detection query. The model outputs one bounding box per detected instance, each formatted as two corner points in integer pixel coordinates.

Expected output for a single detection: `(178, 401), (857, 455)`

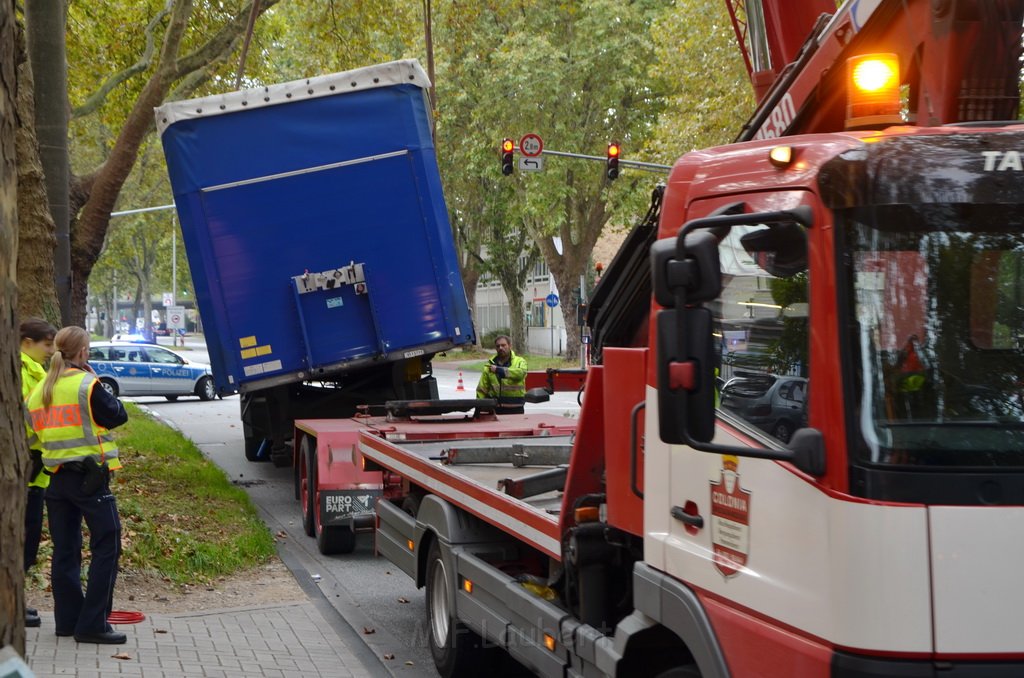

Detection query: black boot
(26, 607), (41, 628)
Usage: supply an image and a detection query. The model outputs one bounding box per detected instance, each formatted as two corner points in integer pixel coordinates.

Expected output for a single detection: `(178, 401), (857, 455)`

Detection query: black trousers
(24, 485), (45, 572)
(45, 468), (121, 635)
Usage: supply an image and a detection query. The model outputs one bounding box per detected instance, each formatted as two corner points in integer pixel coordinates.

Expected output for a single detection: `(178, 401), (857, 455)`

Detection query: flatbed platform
(296, 413), (578, 559)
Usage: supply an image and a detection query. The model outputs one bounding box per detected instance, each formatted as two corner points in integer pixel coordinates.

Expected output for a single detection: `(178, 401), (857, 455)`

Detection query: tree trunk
(25, 0), (71, 324)
(535, 187), (608, 363)
(552, 268), (583, 363)
(461, 267), (481, 348)
(500, 281), (528, 356)
(70, 73), (170, 326)
(14, 16), (59, 325)
(1, 0), (29, 653)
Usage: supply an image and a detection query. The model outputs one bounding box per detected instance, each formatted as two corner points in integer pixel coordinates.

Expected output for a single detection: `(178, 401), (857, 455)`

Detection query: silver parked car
(89, 342), (217, 401)
(720, 374), (808, 443)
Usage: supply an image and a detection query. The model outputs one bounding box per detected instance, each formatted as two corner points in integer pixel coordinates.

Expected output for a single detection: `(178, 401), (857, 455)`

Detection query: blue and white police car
(89, 341), (217, 402)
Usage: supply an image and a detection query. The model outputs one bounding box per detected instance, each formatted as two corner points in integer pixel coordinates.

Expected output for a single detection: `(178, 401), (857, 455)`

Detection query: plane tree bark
(15, 13), (59, 324)
(1, 0), (30, 655)
(24, 0), (67, 323)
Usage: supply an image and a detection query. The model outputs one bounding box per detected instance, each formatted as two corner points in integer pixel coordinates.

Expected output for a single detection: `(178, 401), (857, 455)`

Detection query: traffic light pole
(538, 148), (672, 174)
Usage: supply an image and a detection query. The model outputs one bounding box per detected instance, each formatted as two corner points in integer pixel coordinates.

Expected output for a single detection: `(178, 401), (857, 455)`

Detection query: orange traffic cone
(456, 371), (466, 392)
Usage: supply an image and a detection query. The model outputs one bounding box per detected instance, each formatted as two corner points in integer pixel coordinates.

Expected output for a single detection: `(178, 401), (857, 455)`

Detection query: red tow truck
(296, 0), (1024, 675)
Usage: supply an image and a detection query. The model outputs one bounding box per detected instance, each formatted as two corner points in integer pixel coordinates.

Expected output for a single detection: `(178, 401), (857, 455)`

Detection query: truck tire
(244, 436), (264, 462)
(401, 493), (422, 517)
(316, 523), (356, 555)
(426, 538), (486, 677)
(271, 438), (293, 468)
(300, 437), (316, 537)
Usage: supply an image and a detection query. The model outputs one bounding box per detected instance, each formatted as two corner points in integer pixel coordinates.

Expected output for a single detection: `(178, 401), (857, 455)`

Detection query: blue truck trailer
(157, 60), (475, 467)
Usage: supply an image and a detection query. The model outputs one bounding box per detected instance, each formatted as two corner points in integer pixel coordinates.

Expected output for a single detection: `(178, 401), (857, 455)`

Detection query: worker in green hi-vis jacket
(476, 335), (528, 415)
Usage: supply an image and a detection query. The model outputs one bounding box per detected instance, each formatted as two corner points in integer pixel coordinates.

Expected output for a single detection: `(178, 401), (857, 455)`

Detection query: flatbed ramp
(352, 416), (577, 559)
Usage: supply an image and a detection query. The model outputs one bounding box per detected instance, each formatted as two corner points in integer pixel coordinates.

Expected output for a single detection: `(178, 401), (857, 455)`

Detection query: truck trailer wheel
(244, 436), (265, 462)
(426, 539), (486, 677)
(300, 437), (316, 537)
(316, 523), (356, 555)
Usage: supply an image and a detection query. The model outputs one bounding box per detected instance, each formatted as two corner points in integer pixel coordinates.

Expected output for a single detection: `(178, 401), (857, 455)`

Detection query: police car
(89, 341), (217, 401)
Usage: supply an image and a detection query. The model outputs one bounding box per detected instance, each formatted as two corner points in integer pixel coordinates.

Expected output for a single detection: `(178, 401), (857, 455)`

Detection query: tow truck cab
(647, 125), (1024, 675)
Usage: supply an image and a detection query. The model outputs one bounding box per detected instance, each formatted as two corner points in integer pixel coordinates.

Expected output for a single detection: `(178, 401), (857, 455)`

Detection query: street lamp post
(171, 214), (178, 346)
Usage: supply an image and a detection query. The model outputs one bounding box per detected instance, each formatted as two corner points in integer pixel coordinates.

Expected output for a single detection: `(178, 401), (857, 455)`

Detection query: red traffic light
(501, 138), (515, 176)
(606, 141), (621, 180)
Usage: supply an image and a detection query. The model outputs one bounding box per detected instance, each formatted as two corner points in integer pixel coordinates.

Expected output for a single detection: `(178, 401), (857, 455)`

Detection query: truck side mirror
(650, 205), (824, 477)
(657, 307), (716, 443)
(650, 231), (722, 309)
(651, 230), (720, 444)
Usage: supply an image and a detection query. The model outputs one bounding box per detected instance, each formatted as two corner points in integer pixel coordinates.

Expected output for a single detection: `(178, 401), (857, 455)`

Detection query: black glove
(29, 449), (44, 483)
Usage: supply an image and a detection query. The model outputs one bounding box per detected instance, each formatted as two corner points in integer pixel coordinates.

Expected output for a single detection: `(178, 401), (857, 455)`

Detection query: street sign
(520, 133), (543, 157)
(519, 156), (544, 172)
(545, 293), (559, 308)
(167, 306), (186, 330)
(162, 292), (173, 307)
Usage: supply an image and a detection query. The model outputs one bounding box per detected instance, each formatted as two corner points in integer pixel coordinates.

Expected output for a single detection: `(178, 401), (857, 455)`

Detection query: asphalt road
(136, 338), (580, 677)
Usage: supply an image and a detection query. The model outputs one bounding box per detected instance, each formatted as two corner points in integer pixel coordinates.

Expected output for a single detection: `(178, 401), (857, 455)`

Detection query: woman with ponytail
(25, 326), (129, 644)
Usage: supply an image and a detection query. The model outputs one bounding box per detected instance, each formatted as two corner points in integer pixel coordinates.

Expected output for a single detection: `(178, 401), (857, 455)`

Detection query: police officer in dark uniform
(25, 326), (128, 644)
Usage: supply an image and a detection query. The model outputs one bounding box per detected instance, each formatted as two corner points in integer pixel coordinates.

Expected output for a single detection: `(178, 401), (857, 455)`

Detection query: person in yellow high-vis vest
(25, 326), (128, 644)
(20, 318), (57, 629)
(475, 335), (528, 414)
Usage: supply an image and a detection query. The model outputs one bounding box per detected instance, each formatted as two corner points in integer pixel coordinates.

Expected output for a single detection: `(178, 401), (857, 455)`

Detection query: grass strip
(28, 403), (275, 587)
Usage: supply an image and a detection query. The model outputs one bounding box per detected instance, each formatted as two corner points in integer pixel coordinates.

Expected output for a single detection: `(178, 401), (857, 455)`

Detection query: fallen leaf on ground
(112, 653), (132, 660)
(362, 627), (375, 634)
(155, 629), (168, 634)
(397, 597), (409, 604)
(383, 653), (395, 660)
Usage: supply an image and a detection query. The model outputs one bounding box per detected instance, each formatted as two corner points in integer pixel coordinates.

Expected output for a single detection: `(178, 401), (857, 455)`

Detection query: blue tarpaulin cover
(158, 60), (473, 393)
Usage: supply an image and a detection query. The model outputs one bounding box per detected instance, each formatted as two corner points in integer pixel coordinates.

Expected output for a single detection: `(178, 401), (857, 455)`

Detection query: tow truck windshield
(842, 203), (1024, 474)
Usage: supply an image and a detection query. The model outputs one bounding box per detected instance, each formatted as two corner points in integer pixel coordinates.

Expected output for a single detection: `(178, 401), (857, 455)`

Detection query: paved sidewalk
(25, 600), (378, 678)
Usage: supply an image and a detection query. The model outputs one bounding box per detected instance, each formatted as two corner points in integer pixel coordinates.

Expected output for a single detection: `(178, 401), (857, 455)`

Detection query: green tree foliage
(69, 0), (760, 362)
(435, 0), (668, 359)
(647, 0), (754, 159)
(257, 0), (421, 81)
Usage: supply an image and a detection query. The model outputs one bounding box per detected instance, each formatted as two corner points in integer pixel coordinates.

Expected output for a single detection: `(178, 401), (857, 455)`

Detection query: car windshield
(841, 203), (1024, 468)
